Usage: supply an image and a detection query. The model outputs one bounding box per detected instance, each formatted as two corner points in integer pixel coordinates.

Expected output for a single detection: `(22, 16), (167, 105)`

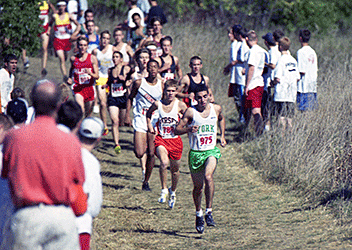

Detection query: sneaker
(142, 182), (151, 191)
(195, 216), (204, 234)
(41, 68), (47, 76)
(103, 127), (109, 136)
(24, 57), (30, 69)
(168, 188), (176, 208)
(205, 213), (216, 227)
(93, 105), (99, 114)
(114, 145), (121, 154)
(158, 191), (168, 203)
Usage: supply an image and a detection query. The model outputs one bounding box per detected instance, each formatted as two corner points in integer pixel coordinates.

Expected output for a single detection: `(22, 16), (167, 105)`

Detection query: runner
(48, 0), (80, 82)
(0, 54), (18, 113)
(80, 9), (99, 34)
(175, 85), (226, 234)
(103, 51), (131, 154)
(177, 56), (214, 107)
(85, 20), (100, 53)
(129, 13), (146, 51)
(67, 36), (99, 117)
(92, 30), (116, 135)
(132, 48), (151, 80)
(146, 79), (187, 208)
(113, 28), (134, 65)
(155, 36), (182, 83)
(125, 59), (163, 191)
(140, 17), (164, 57)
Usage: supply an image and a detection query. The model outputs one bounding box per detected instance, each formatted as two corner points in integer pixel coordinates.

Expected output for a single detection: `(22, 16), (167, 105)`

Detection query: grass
(12, 15), (352, 249)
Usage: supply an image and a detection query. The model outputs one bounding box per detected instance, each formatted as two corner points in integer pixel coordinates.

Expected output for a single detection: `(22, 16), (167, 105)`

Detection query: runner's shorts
(107, 95), (127, 109)
(133, 114), (158, 133)
(73, 84), (95, 103)
(188, 147), (221, 173)
(245, 86), (264, 109)
(155, 135), (183, 160)
(53, 38), (71, 52)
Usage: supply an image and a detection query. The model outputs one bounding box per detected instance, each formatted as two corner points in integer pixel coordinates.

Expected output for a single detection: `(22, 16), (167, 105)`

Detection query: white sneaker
(168, 188), (176, 208)
(158, 191), (168, 203)
(93, 105), (99, 114)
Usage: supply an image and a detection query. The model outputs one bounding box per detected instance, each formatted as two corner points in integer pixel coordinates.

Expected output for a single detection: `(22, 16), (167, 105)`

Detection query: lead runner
(175, 85), (226, 234)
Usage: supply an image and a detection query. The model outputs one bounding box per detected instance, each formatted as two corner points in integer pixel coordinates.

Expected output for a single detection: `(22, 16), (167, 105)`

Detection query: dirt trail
(17, 57), (352, 249)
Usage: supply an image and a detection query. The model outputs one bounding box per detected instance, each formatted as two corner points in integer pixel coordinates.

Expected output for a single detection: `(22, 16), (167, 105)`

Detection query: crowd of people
(0, 0), (319, 248)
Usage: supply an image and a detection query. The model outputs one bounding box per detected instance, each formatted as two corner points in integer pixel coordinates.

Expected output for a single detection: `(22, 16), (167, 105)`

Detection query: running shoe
(158, 191), (168, 203)
(205, 213), (216, 227)
(168, 188), (176, 208)
(24, 57), (30, 69)
(195, 216), (204, 234)
(93, 105), (99, 114)
(142, 182), (151, 191)
(114, 145), (121, 154)
(103, 127), (109, 136)
(41, 68), (47, 76)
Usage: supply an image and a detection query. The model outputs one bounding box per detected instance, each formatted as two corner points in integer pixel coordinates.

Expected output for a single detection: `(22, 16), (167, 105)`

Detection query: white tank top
(188, 103), (217, 151)
(96, 45), (114, 78)
(133, 78), (162, 118)
(157, 99), (180, 139)
(120, 43), (129, 63)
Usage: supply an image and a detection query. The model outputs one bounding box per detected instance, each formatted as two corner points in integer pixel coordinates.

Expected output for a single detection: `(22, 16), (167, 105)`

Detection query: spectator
(146, 0), (167, 25)
(0, 54), (17, 112)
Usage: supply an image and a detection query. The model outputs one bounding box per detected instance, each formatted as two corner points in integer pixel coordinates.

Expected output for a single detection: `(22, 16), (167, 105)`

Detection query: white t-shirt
(96, 45), (114, 78)
(245, 44), (266, 90)
(76, 148), (103, 235)
(127, 7), (145, 29)
(273, 53), (300, 102)
(234, 40), (249, 86)
(0, 68), (15, 112)
(297, 45), (318, 93)
(229, 40), (240, 84)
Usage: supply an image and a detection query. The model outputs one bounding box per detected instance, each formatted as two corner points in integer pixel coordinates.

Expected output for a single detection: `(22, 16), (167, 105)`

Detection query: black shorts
(107, 95), (127, 109)
(274, 102), (295, 118)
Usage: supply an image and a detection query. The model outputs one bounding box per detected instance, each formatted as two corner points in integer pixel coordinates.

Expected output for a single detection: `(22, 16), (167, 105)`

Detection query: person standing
(0, 54), (18, 113)
(297, 29), (318, 111)
(1, 79), (86, 249)
(175, 85), (226, 234)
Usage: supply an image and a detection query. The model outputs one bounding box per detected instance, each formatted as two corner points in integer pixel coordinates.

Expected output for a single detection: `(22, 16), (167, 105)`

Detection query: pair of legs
(40, 32), (49, 75)
(108, 105), (126, 147)
(75, 93), (94, 118)
(96, 85), (108, 128)
(244, 87), (264, 136)
(234, 84), (245, 122)
(191, 156), (217, 212)
(134, 131), (155, 185)
(56, 49), (68, 79)
(156, 145), (180, 192)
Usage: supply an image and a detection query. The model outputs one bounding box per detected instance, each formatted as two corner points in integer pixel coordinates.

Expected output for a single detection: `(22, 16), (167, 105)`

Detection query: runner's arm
(67, 56), (76, 85)
(216, 104), (227, 147)
(146, 102), (158, 134)
(125, 79), (141, 126)
(89, 55), (99, 79)
(176, 76), (190, 99)
(175, 56), (183, 79)
(175, 107), (197, 135)
(204, 76), (215, 103)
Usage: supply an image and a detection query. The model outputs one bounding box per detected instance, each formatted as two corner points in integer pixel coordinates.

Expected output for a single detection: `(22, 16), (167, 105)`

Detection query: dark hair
(135, 48), (151, 61)
(164, 79), (178, 89)
(190, 56), (202, 65)
(299, 29), (311, 43)
(57, 100), (83, 130)
(10, 87), (25, 100)
(31, 80), (61, 116)
(6, 98), (27, 124)
(0, 114), (14, 130)
(132, 13), (141, 20)
(4, 54), (17, 63)
(113, 27), (123, 36)
(147, 59), (159, 68)
(150, 16), (162, 26)
(194, 84), (209, 95)
(273, 29), (285, 42)
(160, 36), (172, 45)
(85, 20), (95, 26)
(129, 0), (138, 5)
(77, 36), (89, 44)
(84, 9), (94, 18)
(279, 37), (291, 51)
(113, 50), (124, 59)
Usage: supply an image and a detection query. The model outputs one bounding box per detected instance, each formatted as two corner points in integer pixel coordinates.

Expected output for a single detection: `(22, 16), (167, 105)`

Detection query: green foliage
(0, 0), (42, 58)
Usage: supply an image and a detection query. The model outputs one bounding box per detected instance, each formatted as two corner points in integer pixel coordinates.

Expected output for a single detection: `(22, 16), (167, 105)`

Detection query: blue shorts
(297, 92), (318, 111)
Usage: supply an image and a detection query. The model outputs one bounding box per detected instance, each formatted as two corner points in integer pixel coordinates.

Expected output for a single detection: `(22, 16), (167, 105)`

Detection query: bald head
(31, 80), (62, 116)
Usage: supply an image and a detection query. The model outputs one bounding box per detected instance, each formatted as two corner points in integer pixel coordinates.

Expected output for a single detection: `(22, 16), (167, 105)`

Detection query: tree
(0, 0), (42, 59)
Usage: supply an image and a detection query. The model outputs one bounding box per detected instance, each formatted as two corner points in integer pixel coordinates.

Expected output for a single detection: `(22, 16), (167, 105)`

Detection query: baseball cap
(79, 117), (104, 139)
(57, 1), (67, 6)
(6, 98), (27, 124)
(262, 32), (276, 45)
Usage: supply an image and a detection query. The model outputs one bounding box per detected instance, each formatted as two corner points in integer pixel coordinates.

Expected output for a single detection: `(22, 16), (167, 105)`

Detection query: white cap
(79, 117), (104, 139)
(57, 1), (67, 6)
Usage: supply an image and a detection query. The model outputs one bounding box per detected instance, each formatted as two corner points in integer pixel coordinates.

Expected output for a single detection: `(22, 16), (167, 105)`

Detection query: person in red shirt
(1, 79), (86, 249)
(67, 36), (99, 117)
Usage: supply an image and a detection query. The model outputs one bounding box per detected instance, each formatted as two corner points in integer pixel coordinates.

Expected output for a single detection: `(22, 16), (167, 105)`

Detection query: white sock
(196, 209), (203, 217)
(161, 188), (168, 194)
(169, 188), (176, 195)
(205, 208), (212, 214)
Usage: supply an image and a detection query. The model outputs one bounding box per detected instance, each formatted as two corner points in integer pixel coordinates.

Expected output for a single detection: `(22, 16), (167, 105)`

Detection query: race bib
(79, 73), (91, 85)
(111, 83), (125, 97)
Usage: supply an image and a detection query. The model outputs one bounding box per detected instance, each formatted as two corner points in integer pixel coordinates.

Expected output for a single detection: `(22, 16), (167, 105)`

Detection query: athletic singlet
(54, 13), (72, 40)
(153, 36), (163, 57)
(156, 99), (180, 139)
(86, 34), (100, 53)
(188, 73), (206, 94)
(39, 1), (49, 26)
(133, 78), (162, 118)
(73, 53), (95, 87)
(119, 43), (129, 63)
(188, 103), (217, 151)
(160, 55), (176, 80)
(107, 66), (127, 98)
(96, 44), (114, 78)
